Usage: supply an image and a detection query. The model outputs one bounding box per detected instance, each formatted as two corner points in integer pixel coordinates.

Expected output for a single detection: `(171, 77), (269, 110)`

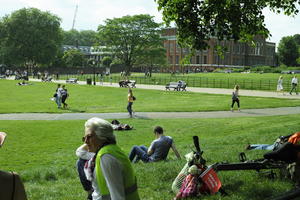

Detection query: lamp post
(92, 60), (96, 85)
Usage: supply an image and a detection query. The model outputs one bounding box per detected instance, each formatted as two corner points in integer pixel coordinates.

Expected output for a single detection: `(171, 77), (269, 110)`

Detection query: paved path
(1, 106), (300, 120)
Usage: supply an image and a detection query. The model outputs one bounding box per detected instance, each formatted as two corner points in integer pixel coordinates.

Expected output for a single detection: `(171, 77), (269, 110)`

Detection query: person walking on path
(61, 85), (69, 109)
(277, 76), (284, 95)
(290, 76), (298, 95)
(82, 117), (140, 200)
(129, 126), (181, 163)
(127, 88), (135, 118)
(231, 84), (240, 112)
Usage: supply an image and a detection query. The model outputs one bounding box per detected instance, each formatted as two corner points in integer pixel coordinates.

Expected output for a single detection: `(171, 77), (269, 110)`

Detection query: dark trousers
(128, 145), (150, 163)
(290, 83), (298, 94)
(127, 102), (133, 115)
(76, 158), (92, 192)
(231, 99), (240, 108)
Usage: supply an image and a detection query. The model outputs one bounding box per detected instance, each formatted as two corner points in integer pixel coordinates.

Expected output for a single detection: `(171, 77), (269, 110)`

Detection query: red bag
(200, 167), (222, 194)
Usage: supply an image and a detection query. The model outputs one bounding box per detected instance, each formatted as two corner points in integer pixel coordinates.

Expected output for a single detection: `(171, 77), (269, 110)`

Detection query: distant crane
(71, 4), (78, 30)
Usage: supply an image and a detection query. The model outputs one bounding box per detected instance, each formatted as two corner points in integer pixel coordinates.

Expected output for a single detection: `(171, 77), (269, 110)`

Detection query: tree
(102, 56), (112, 68)
(97, 14), (162, 74)
(62, 29), (98, 46)
(62, 49), (86, 67)
(278, 36), (299, 66)
(135, 45), (166, 77)
(155, 0), (300, 50)
(0, 8), (62, 68)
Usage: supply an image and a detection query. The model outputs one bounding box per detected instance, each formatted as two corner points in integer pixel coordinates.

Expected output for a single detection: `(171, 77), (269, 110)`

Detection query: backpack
(61, 89), (67, 97)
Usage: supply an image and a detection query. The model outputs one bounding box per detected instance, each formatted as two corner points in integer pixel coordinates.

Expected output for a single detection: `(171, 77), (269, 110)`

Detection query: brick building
(161, 28), (276, 72)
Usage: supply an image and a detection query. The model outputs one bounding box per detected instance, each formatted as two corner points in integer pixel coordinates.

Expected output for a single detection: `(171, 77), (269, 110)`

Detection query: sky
(0, 0), (299, 46)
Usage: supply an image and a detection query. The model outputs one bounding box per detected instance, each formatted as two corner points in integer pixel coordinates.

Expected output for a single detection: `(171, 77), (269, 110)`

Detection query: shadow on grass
(134, 115), (150, 119)
(66, 108), (85, 113)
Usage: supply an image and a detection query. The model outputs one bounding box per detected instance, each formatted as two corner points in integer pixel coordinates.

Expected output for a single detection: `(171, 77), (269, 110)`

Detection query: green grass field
(2, 76), (300, 200)
(1, 79), (300, 114)
(0, 114), (299, 200)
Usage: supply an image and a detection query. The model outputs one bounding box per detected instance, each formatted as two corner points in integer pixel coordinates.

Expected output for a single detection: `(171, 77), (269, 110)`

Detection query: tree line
(0, 8), (166, 75)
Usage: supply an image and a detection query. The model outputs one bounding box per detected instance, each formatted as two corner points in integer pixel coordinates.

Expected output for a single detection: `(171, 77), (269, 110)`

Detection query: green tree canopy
(102, 56), (113, 68)
(135, 43), (166, 76)
(0, 8), (62, 67)
(97, 14), (162, 74)
(278, 35), (299, 66)
(62, 29), (98, 46)
(62, 49), (85, 67)
(155, 0), (300, 50)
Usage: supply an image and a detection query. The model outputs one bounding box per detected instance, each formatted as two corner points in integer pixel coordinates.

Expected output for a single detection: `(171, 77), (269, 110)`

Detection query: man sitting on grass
(129, 126), (181, 163)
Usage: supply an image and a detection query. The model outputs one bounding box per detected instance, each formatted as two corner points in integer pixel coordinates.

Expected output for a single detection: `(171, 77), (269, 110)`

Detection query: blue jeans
(55, 96), (61, 108)
(127, 102), (133, 116)
(129, 145), (150, 163)
(76, 158), (92, 192)
(249, 144), (274, 150)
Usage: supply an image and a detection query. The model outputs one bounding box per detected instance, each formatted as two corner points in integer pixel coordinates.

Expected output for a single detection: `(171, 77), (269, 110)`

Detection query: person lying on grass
(128, 126), (181, 163)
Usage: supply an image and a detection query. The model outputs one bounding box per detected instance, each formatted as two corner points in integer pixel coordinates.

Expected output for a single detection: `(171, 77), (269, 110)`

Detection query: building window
(164, 42), (168, 49)
(169, 56), (173, 64)
(196, 56), (200, 64)
(176, 55), (179, 64)
(170, 43), (174, 52)
(203, 56), (207, 64)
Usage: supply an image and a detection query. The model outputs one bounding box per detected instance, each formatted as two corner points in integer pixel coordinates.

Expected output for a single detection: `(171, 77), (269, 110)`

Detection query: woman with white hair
(81, 117), (140, 200)
(277, 76), (284, 95)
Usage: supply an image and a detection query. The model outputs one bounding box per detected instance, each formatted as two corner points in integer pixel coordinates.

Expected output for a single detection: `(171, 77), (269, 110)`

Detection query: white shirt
(56, 87), (64, 97)
(91, 154), (125, 200)
(292, 77), (298, 84)
(76, 145), (95, 160)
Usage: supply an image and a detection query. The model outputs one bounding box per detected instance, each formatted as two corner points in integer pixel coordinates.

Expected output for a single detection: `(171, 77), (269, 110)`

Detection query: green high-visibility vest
(95, 144), (140, 200)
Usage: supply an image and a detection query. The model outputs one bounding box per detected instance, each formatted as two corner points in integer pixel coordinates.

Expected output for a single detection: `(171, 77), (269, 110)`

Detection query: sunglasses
(82, 134), (94, 142)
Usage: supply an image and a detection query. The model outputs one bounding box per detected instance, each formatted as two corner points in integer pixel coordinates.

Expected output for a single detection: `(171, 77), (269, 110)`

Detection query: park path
(1, 106), (300, 120)
(2, 77), (299, 120)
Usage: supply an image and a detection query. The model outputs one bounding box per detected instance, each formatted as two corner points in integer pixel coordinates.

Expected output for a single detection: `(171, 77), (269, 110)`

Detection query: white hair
(84, 117), (115, 142)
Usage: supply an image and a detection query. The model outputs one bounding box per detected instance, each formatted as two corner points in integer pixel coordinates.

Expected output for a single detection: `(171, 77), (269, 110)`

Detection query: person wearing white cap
(81, 117), (140, 200)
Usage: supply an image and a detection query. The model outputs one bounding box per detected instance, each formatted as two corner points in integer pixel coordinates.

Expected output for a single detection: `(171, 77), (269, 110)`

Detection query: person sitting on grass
(80, 117), (140, 200)
(0, 132), (27, 200)
(75, 144), (94, 200)
(129, 126), (181, 163)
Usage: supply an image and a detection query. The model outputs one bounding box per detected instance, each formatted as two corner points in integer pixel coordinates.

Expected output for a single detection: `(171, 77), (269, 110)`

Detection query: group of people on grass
(74, 117), (300, 200)
(75, 117), (181, 200)
(54, 84), (69, 109)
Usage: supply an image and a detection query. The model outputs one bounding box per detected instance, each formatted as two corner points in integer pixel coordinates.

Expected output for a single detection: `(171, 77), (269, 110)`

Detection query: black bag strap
(11, 171), (16, 200)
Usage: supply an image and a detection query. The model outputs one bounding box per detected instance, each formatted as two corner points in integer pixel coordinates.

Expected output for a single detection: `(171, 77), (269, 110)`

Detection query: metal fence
(46, 74), (293, 92)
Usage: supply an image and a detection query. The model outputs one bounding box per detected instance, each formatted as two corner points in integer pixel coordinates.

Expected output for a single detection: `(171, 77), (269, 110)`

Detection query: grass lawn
(1, 79), (300, 113)
(0, 114), (299, 199)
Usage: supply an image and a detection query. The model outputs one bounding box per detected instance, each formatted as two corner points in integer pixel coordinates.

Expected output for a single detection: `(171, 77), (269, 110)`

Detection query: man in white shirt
(290, 76), (298, 95)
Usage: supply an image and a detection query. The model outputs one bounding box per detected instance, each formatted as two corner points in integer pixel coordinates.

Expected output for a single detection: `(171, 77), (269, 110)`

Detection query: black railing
(31, 74), (293, 92)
